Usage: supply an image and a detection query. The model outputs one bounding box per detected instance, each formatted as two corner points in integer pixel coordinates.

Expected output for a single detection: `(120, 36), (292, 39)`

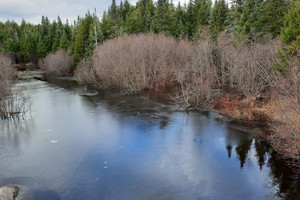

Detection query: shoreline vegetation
(0, 54), (30, 119)
(0, 0), (299, 167)
(75, 33), (300, 168)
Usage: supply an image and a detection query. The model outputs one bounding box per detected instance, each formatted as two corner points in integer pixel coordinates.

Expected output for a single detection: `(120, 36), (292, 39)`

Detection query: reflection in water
(224, 125), (300, 200)
(235, 138), (252, 169)
(0, 79), (299, 200)
(0, 118), (34, 151)
(226, 145), (233, 158)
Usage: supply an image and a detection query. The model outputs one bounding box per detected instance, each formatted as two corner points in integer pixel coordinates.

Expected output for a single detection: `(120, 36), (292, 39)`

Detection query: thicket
(76, 32), (279, 107)
(38, 50), (73, 76)
(77, 34), (193, 92)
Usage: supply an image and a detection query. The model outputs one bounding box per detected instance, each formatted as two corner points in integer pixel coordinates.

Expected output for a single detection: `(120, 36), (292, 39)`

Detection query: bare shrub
(75, 58), (99, 87)
(0, 53), (30, 119)
(267, 54), (300, 167)
(76, 34), (193, 93)
(172, 37), (218, 108)
(173, 32), (279, 109)
(217, 33), (279, 98)
(0, 53), (15, 97)
(0, 87), (31, 119)
(39, 50), (73, 76)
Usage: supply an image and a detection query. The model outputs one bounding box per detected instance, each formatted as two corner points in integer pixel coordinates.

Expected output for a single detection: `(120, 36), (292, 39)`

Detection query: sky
(0, 0), (189, 25)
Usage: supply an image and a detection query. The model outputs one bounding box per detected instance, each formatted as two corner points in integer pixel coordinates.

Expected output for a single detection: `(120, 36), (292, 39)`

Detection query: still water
(0, 79), (299, 200)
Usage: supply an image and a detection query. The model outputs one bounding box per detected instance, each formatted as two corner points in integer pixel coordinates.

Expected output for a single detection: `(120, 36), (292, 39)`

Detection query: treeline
(0, 0), (297, 67)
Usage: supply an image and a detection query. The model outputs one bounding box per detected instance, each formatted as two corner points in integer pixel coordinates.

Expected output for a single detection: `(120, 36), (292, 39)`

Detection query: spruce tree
(59, 30), (70, 50)
(281, 0), (300, 45)
(210, 0), (228, 37)
(152, 0), (172, 33)
(256, 0), (288, 37)
(73, 14), (93, 66)
(174, 2), (187, 37)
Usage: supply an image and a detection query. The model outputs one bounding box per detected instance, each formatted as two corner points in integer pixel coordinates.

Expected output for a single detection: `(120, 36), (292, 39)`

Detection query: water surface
(0, 79), (299, 200)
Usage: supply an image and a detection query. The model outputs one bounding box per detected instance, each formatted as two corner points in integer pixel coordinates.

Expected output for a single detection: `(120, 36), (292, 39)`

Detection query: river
(0, 79), (299, 200)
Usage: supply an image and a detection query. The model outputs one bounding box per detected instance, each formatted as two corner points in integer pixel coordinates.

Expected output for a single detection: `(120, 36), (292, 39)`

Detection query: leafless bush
(76, 34), (193, 93)
(217, 33), (279, 98)
(0, 53), (30, 119)
(0, 86), (31, 119)
(268, 54), (300, 167)
(172, 37), (218, 108)
(75, 58), (99, 87)
(0, 54), (15, 97)
(173, 33), (279, 109)
(76, 33), (280, 108)
(39, 50), (73, 76)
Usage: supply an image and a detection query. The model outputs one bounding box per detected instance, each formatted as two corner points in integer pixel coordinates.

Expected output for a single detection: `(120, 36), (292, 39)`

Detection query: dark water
(0, 79), (299, 200)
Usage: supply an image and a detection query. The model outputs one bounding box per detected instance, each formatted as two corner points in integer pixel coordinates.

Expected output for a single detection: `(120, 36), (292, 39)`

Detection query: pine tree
(145, 0), (155, 31)
(256, 0), (288, 37)
(109, 0), (118, 19)
(174, 2), (187, 37)
(281, 0), (300, 46)
(126, 1), (147, 33)
(237, 0), (264, 39)
(85, 23), (97, 57)
(39, 16), (52, 53)
(52, 16), (64, 52)
(185, 0), (196, 38)
(100, 12), (110, 40)
(210, 0), (228, 37)
(151, 0), (176, 34)
(37, 36), (47, 59)
(2, 21), (20, 57)
(19, 20), (29, 62)
(59, 30), (70, 50)
(195, 0), (211, 28)
(227, 0), (245, 34)
(73, 14), (94, 66)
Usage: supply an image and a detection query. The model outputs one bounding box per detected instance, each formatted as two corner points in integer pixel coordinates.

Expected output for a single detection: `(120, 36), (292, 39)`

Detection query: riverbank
(17, 70), (44, 80)
(72, 34), (300, 169)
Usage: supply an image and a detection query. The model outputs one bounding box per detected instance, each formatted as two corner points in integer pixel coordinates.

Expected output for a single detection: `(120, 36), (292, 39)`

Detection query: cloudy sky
(0, 0), (188, 25)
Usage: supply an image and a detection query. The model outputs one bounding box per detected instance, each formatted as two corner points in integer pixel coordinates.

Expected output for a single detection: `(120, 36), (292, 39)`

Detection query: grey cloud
(0, 0), (189, 24)
(0, 0), (117, 24)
